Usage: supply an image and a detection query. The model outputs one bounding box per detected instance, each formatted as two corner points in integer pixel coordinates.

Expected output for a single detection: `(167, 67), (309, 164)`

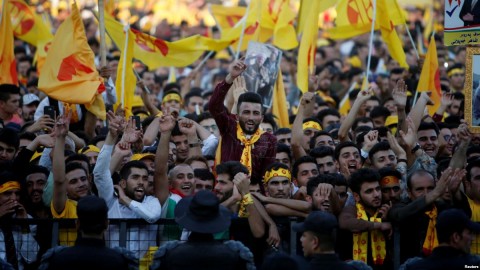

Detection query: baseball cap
(293, 211), (338, 234)
(436, 209), (480, 237)
(131, 153), (155, 161)
(22, 94), (40, 105)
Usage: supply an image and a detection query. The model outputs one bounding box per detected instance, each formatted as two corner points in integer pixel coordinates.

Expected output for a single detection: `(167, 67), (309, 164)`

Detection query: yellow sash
(236, 123), (264, 174)
(353, 203), (386, 265)
(422, 206), (438, 256)
(468, 197), (480, 255)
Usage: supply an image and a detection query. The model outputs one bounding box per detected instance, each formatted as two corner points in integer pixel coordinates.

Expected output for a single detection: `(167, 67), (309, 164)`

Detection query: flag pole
(121, 24), (130, 109)
(235, 0), (253, 60)
(365, 0), (377, 90)
(98, 0), (107, 67)
(405, 23), (420, 60)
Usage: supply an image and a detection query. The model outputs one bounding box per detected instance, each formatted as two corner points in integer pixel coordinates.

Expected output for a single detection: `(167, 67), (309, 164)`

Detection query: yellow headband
(79, 145), (100, 154)
(162, 93), (182, 104)
(303, 121), (322, 131)
(380, 176), (400, 186)
(0, 181), (21, 193)
(447, 68), (464, 77)
(263, 168), (291, 184)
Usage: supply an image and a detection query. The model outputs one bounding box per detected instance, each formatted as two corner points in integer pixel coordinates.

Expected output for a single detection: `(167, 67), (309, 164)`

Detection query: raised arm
(338, 87), (372, 142)
(408, 92), (432, 131)
(178, 118), (202, 158)
(291, 92), (315, 159)
(234, 173), (265, 238)
(52, 113), (70, 214)
(154, 115), (176, 205)
(392, 79), (408, 133)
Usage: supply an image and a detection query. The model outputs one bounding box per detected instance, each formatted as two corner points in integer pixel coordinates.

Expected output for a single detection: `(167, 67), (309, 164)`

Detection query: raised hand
(178, 118), (197, 136)
(363, 130), (379, 152)
(54, 111), (71, 138)
(399, 117), (416, 149)
(355, 86), (374, 105)
(449, 168), (466, 195)
(392, 79), (408, 110)
(114, 140), (132, 158)
(26, 115), (56, 133)
(106, 110), (125, 139)
(387, 131), (406, 158)
(420, 92), (434, 105)
(122, 117), (142, 143)
(99, 66), (112, 79)
(158, 115), (176, 133)
(34, 133), (56, 148)
(440, 92), (454, 108)
(300, 92), (315, 107)
(229, 60), (247, 79)
(233, 172), (250, 196)
(308, 74), (319, 93)
(232, 76), (248, 101)
(457, 123), (472, 143)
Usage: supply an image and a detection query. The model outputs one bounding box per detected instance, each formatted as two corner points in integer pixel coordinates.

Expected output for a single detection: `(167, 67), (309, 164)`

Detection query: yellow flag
(38, 3), (105, 113)
(272, 71), (290, 128)
(114, 25), (136, 118)
(329, 0), (405, 39)
(268, 0), (298, 50)
(297, 0), (322, 93)
(8, 0), (53, 45)
(297, 0), (337, 33)
(0, 7), (18, 85)
(209, 4), (246, 30)
(105, 14), (205, 68)
(417, 36), (441, 115)
(377, 0), (408, 68)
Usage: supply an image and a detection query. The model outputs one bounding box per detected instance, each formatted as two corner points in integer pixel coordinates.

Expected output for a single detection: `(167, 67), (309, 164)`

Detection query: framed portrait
(464, 47), (480, 132)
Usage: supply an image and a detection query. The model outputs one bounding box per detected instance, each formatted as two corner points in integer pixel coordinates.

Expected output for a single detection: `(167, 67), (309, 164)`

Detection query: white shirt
(94, 144), (162, 258)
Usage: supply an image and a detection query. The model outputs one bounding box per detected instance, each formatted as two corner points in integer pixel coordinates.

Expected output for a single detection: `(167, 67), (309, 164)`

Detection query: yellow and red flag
(38, 3), (105, 118)
(7, 0), (53, 45)
(105, 14), (206, 68)
(114, 25), (136, 118)
(265, 0), (298, 50)
(272, 71), (290, 128)
(0, 6), (18, 85)
(209, 4), (246, 30)
(417, 35), (441, 116)
(377, 0), (408, 68)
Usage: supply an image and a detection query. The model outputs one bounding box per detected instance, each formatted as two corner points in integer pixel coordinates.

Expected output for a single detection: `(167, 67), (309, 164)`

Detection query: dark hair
(390, 67), (405, 75)
(418, 122), (440, 135)
(195, 112), (214, 124)
(352, 117), (373, 131)
(237, 92), (263, 113)
(466, 157), (480, 182)
(292, 156), (317, 180)
(369, 106), (390, 120)
(185, 156), (209, 168)
(276, 144), (292, 160)
(184, 88), (203, 105)
(349, 89), (360, 100)
(349, 168), (381, 194)
(19, 132), (37, 142)
(316, 109), (340, 127)
(163, 83), (181, 93)
(89, 135), (106, 147)
(66, 154), (90, 167)
(120, 161), (148, 180)
(467, 146), (480, 159)
(331, 173), (348, 187)
(406, 169), (435, 190)
(0, 84), (20, 102)
(368, 141), (391, 161)
(309, 131), (333, 150)
(0, 128), (20, 150)
(262, 113), (278, 132)
(436, 158), (451, 178)
(65, 162), (88, 176)
(215, 161), (249, 181)
(334, 141), (360, 161)
(26, 165), (49, 178)
(193, 168), (214, 181)
(309, 146), (334, 159)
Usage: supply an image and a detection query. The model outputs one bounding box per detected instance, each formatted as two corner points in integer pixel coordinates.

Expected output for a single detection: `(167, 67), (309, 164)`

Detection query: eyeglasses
(443, 135), (456, 142)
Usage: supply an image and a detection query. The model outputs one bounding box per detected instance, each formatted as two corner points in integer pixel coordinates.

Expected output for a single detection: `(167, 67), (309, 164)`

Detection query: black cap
(437, 209), (480, 237)
(77, 196), (108, 233)
(293, 211), (338, 234)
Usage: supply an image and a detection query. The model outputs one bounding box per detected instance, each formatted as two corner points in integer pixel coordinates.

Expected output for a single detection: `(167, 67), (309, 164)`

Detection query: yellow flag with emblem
(0, 4), (18, 85)
(38, 3), (106, 119)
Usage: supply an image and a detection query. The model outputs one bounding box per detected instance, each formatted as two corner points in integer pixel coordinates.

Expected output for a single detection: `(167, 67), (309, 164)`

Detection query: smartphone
(132, 115), (141, 130)
(44, 106), (56, 120)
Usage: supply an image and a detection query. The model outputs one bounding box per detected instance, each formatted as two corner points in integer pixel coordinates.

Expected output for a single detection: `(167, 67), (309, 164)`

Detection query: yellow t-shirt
(468, 197), (480, 255)
(51, 199), (78, 246)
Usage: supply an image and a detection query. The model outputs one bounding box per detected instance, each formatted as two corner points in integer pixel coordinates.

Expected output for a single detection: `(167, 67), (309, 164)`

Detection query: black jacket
(405, 246), (480, 270)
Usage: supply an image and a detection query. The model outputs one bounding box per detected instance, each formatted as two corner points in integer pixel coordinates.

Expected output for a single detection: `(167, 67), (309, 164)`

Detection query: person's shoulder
(111, 246), (139, 269)
(223, 240), (255, 269)
(150, 241), (182, 270)
(38, 246), (69, 270)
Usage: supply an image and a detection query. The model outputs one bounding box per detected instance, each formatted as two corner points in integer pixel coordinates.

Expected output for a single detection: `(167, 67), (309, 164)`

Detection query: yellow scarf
(353, 203), (386, 265)
(422, 205), (439, 256)
(468, 197), (480, 255)
(236, 122), (264, 174)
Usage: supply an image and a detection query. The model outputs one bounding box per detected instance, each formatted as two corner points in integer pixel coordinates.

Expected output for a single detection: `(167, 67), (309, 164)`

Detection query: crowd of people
(0, 0), (480, 270)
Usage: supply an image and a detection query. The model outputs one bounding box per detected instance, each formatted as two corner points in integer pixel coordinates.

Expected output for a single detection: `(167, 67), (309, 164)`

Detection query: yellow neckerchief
(422, 205), (439, 256)
(468, 197), (480, 255)
(236, 122), (264, 174)
(353, 203), (386, 265)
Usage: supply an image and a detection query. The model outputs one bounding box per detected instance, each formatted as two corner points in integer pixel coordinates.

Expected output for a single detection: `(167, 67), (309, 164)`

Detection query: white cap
(22, 94), (40, 105)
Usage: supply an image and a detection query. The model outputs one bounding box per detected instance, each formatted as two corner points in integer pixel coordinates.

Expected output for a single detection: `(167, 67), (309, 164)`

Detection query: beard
(218, 189), (234, 203)
(239, 120), (260, 135)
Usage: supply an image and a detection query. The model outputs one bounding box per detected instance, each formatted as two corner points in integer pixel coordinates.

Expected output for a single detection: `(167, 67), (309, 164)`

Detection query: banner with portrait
(444, 0), (480, 46)
(464, 47), (480, 132)
(243, 42), (282, 109)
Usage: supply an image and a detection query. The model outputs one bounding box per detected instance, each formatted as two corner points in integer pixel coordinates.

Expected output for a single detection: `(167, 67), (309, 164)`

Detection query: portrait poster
(444, 0), (480, 46)
(243, 41), (282, 109)
(464, 47), (480, 132)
